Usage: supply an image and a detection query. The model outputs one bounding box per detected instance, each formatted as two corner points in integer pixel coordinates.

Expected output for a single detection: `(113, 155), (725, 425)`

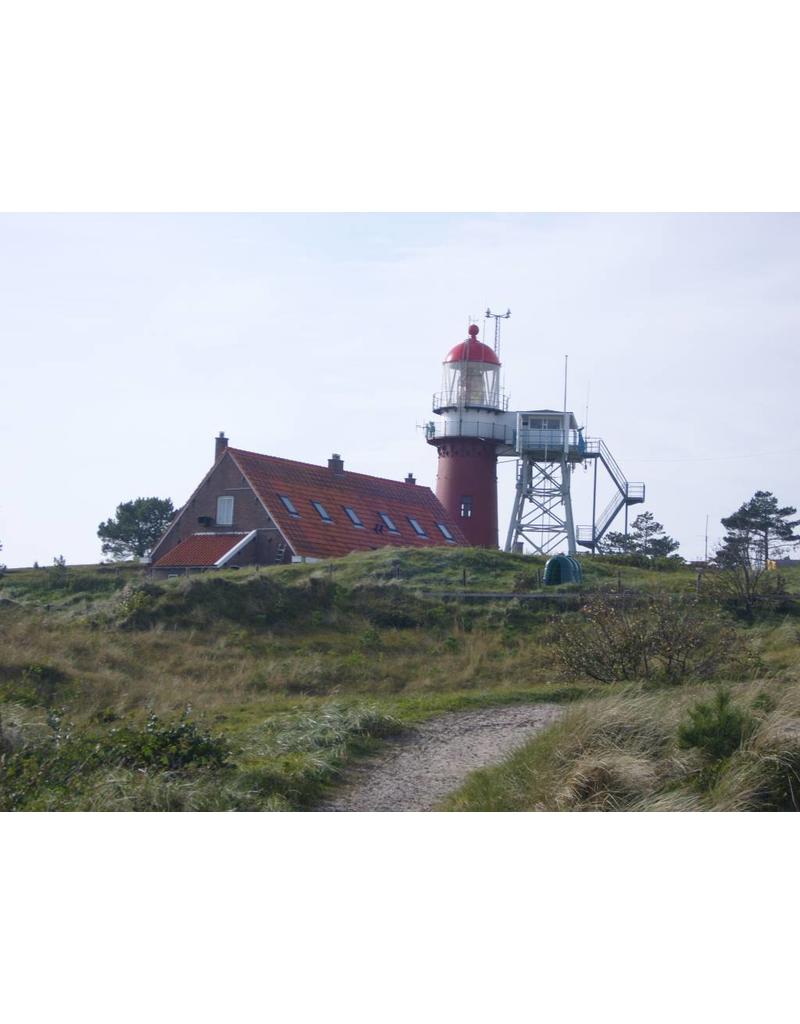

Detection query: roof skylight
(344, 506), (364, 528)
(378, 512), (399, 533)
(407, 517), (428, 537)
(311, 500), (333, 522)
(279, 494), (300, 517)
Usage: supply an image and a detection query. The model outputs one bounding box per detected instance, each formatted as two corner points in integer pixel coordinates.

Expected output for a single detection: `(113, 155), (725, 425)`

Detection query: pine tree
(720, 491), (800, 567)
(601, 511), (679, 559)
(97, 497), (176, 560)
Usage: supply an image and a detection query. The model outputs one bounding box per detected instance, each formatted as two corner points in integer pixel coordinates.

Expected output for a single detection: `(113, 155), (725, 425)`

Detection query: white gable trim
(214, 530), (258, 568)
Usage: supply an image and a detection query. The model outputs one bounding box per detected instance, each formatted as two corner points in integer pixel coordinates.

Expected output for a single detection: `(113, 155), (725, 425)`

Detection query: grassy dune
(1, 548), (798, 811)
(0, 549), (589, 810)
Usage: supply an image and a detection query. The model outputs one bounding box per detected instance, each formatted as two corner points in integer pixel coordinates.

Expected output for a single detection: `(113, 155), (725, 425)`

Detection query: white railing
(517, 428), (585, 454)
(425, 419), (516, 444)
(432, 389), (510, 412)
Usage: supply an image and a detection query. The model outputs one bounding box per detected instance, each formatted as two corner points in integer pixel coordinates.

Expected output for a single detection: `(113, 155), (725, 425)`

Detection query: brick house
(149, 433), (468, 575)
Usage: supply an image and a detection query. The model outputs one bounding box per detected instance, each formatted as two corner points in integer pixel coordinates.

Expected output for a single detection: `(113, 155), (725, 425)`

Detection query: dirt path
(319, 704), (563, 812)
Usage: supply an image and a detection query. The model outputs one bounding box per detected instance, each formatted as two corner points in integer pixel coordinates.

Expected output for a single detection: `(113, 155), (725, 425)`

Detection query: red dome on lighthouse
(445, 324), (500, 365)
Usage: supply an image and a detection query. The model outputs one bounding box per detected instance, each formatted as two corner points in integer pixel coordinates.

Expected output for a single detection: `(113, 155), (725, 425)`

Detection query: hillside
(1, 548), (799, 811)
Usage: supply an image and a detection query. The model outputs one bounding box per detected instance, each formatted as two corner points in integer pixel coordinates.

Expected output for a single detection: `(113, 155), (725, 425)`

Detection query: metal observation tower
(504, 413), (644, 556)
(425, 319), (645, 555)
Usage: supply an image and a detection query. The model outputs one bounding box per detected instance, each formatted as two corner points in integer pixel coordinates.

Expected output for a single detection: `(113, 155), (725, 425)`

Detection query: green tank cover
(543, 555), (583, 585)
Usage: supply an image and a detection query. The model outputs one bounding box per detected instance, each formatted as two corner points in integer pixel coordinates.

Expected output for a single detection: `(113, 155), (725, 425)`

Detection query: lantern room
(434, 325), (506, 412)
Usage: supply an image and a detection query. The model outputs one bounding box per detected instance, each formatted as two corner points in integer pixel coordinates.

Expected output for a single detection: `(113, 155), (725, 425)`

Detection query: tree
(601, 511), (680, 559)
(720, 490), (800, 567)
(97, 497), (175, 560)
(599, 529), (636, 555)
(708, 535), (776, 617)
(708, 490), (798, 615)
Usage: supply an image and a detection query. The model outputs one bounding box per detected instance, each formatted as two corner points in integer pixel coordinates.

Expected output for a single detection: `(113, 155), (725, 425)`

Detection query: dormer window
(216, 496), (234, 525)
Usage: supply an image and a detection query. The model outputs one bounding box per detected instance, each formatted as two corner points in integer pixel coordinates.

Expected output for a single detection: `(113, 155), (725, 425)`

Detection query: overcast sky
(1, 213), (797, 567)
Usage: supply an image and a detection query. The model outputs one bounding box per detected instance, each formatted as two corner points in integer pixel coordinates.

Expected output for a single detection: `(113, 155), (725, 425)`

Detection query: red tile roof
(153, 532), (252, 568)
(228, 448), (468, 560)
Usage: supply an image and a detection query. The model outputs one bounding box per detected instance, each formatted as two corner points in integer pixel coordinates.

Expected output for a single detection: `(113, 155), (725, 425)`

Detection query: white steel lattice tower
(504, 410), (646, 556)
(504, 410), (581, 555)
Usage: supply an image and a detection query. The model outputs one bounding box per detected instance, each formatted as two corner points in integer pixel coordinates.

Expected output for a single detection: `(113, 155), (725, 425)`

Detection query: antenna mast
(485, 307), (511, 358)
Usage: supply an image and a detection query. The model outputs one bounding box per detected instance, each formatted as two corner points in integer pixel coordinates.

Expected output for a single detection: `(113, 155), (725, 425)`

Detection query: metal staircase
(576, 438), (645, 551)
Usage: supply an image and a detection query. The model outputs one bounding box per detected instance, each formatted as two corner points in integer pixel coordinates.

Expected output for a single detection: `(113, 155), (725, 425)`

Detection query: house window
(311, 500), (333, 523)
(460, 496), (473, 519)
(437, 523), (456, 542)
(216, 496), (234, 525)
(344, 506), (364, 528)
(378, 512), (399, 533)
(407, 517), (428, 537)
(279, 494), (300, 517)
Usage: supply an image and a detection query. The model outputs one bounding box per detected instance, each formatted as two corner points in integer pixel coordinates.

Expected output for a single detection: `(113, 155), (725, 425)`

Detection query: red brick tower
(426, 324), (513, 548)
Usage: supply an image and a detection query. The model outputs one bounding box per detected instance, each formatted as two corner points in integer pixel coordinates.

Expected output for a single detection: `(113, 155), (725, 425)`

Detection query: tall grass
(3, 550), (798, 812)
(445, 675), (800, 811)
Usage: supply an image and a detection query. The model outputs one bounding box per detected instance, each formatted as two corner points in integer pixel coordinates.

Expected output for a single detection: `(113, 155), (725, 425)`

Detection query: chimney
(405, 472), (416, 485)
(328, 453), (344, 475)
(215, 431), (228, 461)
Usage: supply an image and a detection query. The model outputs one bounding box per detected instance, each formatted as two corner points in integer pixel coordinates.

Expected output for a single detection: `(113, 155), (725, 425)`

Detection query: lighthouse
(425, 324), (514, 547)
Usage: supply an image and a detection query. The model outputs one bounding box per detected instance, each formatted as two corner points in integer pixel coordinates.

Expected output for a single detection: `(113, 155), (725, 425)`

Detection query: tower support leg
(505, 457), (577, 557)
(562, 457), (577, 555)
(504, 461), (525, 553)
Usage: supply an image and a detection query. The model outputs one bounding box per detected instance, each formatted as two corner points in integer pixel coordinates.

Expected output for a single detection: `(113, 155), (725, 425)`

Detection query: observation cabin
(516, 410), (585, 462)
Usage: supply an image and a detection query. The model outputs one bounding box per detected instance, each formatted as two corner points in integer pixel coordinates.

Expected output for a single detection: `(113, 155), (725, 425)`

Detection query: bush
(677, 689), (755, 762)
(592, 553), (685, 572)
(0, 712), (229, 810)
(554, 594), (751, 684)
(0, 663), (72, 708)
(102, 713), (230, 770)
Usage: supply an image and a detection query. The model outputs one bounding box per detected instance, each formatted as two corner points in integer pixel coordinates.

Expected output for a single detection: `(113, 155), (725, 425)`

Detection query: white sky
(1, 213), (797, 567)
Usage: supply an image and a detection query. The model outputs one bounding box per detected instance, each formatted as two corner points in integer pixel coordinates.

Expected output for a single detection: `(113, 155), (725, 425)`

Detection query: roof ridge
(228, 447), (424, 490)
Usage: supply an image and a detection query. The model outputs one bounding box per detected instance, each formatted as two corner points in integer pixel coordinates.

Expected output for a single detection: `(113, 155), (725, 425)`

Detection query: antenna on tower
(485, 308), (511, 358)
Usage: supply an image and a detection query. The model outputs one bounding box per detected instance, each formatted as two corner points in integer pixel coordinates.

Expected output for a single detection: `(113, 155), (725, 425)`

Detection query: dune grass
(2, 548), (798, 811)
(443, 674), (800, 812)
(0, 552), (591, 810)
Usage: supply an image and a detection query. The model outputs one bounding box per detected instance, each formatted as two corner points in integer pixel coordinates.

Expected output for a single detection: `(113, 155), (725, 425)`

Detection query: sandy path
(319, 704), (563, 812)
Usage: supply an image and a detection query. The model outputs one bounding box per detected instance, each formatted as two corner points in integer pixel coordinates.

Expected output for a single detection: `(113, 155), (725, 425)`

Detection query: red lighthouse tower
(426, 324), (513, 548)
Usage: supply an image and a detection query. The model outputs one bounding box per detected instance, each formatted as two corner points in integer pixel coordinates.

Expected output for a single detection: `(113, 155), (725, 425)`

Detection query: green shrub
(0, 663), (72, 708)
(677, 689), (755, 762)
(0, 712), (229, 810)
(359, 628), (383, 651)
(102, 713), (230, 771)
(554, 594), (751, 684)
